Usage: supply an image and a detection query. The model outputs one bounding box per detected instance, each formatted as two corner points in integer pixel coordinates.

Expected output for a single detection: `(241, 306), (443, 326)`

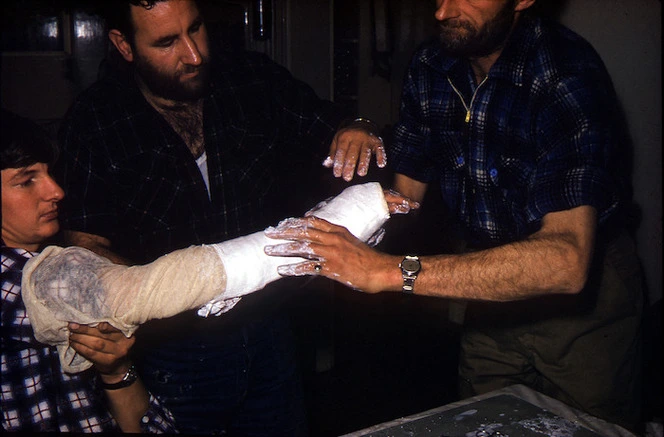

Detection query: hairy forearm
(263, 201), (596, 300)
(414, 231), (589, 301)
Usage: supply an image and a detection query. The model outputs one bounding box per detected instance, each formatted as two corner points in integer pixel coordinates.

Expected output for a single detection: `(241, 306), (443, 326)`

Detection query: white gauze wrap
(21, 182), (389, 373)
(22, 244), (226, 373)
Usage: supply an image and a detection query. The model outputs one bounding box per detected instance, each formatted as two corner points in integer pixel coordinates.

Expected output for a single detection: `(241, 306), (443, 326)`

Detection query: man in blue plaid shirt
(265, 0), (644, 433)
(1, 109), (177, 433)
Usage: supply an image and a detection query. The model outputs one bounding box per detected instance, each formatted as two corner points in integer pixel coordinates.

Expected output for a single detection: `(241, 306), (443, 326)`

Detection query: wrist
(99, 361), (131, 383)
(378, 255), (407, 293)
(100, 372), (126, 385)
(399, 255), (421, 294)
(352, 117), (379, 131)
(100, 364), (138, 390)
(342, 117), (381, 137)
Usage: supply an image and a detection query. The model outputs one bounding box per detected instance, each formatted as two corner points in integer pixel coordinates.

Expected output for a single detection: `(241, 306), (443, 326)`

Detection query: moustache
(437, 19), (466, 30)
(182, 65), (202, 75)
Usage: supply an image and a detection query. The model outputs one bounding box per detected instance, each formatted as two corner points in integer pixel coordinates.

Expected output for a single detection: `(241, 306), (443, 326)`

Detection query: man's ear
(514, 0), (536, 12)
(108, 29), (134, 62)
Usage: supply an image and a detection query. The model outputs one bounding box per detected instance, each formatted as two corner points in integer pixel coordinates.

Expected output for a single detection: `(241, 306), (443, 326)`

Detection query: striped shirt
(1, 243), (177, 433)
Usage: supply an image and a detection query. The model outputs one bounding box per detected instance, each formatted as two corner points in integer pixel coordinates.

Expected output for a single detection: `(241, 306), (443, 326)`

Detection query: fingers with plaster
(264, 216), (391, 293)
(300, 189), (416, 248)
(383, 189), (420, 215)
(264, 216), (331, 261)
(264, 217), (349, 279)
(366, 227), (386, 247)
(304, 198), (333, 217)
(324, 118), (387, 181)
(308, 190), (418, 219)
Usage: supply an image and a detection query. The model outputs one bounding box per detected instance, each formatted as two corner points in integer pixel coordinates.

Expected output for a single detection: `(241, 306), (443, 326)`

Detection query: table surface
(342, 384), (636, 437)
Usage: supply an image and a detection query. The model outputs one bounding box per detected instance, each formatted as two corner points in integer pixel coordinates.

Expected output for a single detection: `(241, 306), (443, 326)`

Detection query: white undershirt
(196, 152), (211, 200)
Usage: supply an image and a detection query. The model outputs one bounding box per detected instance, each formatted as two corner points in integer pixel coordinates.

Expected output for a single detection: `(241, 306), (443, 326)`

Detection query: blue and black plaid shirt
(1, 243), (177, 433)
(390, 15), (626, 248)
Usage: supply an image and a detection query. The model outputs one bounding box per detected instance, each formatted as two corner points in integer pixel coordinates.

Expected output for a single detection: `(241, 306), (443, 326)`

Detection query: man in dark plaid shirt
(55, 0), (385, 435)
(265, 0), (644, 433)
(1, 110), (177, 433)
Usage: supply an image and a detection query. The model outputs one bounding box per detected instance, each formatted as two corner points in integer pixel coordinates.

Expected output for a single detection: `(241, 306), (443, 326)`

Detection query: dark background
(1, 1), (660, 435)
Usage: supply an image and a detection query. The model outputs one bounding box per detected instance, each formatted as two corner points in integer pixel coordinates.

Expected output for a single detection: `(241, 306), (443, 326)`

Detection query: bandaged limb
(21, 182), (389, 373)
(200, 181), (391, 315)
(22, 245), (228, 373)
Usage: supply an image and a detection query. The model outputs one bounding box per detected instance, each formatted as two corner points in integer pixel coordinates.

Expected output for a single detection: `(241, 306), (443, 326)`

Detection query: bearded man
(55, 0), (387, 434)
(265, 0), (645, 433)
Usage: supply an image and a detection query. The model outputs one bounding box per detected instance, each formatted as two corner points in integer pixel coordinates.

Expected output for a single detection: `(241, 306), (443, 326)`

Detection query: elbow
(564, 272), (588, 295)
(558, 248), (591, 295)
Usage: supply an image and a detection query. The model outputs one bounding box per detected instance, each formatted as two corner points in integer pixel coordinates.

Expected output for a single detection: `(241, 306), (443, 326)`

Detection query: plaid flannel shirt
(1, 243), (178, 433)
(390, 14), (626, 247)
(56, 50), (344, 264)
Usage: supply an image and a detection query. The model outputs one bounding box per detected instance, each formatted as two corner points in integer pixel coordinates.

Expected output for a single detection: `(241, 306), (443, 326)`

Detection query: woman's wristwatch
(101, 365), (138, 390)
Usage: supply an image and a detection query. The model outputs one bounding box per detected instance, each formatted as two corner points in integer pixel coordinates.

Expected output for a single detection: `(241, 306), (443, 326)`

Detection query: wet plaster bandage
(202, 181), (390, 315)
(21, 182), (389, 373)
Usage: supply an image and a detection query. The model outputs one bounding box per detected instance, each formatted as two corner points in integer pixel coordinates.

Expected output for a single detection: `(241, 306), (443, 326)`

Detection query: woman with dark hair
(1, 109), (177, 433)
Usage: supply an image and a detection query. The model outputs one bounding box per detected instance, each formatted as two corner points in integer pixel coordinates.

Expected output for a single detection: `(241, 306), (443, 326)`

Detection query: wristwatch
(399, 255), (421, 294)
(101, 365), (138, 390)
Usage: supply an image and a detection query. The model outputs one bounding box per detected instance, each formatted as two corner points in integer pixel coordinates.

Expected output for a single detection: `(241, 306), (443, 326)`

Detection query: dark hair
(99, 0), (169, 45)
(0, 109), (58, 170)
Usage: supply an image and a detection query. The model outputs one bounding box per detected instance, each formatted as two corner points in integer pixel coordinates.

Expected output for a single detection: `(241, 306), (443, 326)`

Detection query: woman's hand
(68, 322), (135, 384)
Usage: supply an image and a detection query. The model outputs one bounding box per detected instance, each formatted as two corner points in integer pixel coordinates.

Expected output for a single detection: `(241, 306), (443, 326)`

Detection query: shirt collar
(490, 13), (541, 86)
(1, 245), (37, 259)
(1, 244), (37, 274)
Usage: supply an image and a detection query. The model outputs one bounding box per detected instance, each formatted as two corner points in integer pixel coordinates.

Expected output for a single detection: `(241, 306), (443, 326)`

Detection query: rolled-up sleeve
(140, 393), (178, 433)
(526, 72), (621, 225)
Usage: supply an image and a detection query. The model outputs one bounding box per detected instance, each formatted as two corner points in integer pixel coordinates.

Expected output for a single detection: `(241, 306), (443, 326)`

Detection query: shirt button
(489, 168), (498, 178)
(142, 416), (149, 424)
(456, 156), (465, 166)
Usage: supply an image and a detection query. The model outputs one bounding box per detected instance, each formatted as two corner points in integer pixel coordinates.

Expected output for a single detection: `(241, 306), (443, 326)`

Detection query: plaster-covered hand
(264, 217), (400, 293)
(323, 121), (387, 181)
(382, 189), (420, 215)
(302, 188), (418, 247)
(204, 182), (392, 312)
(68, 322), (134, 382)
(263, 188), (419, 283)
(307, 189), (419, 218)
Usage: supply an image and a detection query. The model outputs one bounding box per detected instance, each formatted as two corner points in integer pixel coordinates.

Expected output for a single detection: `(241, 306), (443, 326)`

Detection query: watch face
(402, 258), (421, 274)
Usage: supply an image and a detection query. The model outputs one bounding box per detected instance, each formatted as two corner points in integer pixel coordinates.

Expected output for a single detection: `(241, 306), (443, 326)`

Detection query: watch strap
(402, 276), (416, 294)
(100, 365), (138, 390)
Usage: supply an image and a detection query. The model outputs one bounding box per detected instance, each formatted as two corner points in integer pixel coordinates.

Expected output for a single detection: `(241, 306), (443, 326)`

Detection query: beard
(133, 53), (211, 103)
(437, 2), (516, 58)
